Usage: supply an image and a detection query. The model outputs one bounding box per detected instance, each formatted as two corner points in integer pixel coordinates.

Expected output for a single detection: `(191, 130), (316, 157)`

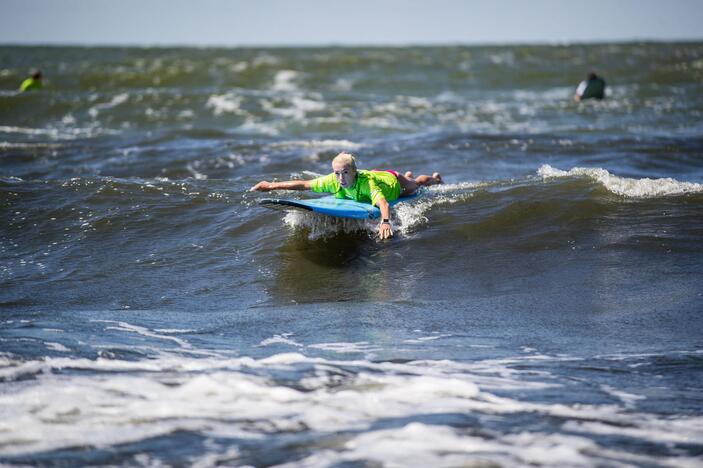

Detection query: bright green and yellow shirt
(310, 170), (401, 206)
(19, 78), (42, 92)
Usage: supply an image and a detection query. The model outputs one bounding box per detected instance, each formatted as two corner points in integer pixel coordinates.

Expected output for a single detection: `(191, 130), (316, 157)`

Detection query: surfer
(19, 70), (43, 92)
(574, 72), (606, 101)
(251, 152), (443, 239)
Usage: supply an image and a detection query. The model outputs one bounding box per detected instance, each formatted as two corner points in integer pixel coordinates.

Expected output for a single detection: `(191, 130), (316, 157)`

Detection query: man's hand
(379, 221), (393, 240)
(250, 181), (273, 191)
(376, 198), (393, 240)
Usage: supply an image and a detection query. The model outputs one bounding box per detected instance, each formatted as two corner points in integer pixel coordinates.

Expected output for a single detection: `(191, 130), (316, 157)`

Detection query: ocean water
(1, 43), (703, 466)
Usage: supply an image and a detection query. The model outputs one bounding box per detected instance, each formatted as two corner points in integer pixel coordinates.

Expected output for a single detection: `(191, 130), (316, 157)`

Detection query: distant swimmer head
(587, 72), (598, 80)
(31, 70), (42, 80)
(332, 152), (357, 188)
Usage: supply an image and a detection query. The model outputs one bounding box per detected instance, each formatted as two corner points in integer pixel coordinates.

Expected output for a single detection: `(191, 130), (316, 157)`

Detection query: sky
(1, 0), (702, 47)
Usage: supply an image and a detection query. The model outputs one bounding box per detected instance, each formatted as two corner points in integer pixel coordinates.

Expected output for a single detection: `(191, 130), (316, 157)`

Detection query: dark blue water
(1, 43), (703, 466)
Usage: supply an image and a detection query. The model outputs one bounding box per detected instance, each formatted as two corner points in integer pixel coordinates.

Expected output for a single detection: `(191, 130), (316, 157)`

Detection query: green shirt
(310, 170), (401, 206)
(19, 78), (42, 92)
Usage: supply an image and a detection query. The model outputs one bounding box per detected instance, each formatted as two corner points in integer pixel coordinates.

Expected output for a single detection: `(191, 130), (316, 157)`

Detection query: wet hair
(31, 70), (42, 80)
(587, 72), (598, 81)
(332, 152), (357, 170)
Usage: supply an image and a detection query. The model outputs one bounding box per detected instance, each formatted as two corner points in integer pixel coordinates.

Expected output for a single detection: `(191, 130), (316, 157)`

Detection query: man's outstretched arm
(251, 180), (313, 191)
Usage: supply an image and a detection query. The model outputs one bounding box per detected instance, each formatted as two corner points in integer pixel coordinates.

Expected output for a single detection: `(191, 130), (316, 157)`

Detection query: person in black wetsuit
(574, 72), (606, 101)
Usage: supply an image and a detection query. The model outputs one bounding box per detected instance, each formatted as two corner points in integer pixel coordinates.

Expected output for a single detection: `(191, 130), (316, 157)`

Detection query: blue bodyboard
(259, 192), (420, 220)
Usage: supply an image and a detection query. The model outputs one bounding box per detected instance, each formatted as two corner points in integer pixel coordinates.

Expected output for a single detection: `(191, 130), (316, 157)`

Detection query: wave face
(2, 43), (703, 466)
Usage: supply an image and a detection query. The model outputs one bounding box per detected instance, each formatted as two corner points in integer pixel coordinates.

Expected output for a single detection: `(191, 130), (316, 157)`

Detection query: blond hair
(332, 152), (357, 170)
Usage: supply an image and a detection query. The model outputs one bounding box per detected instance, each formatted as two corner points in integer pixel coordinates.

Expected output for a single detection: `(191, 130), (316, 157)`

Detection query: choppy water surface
(1, 43), (703, 466)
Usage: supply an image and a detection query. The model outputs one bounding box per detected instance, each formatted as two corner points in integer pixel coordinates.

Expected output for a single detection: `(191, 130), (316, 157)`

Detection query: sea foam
(272, 70), (300, 92)
(205, 93), (243, 116)
(2, 347), (700, 466)
(88, 93), (129, 118)
(538, 164), (703, 198)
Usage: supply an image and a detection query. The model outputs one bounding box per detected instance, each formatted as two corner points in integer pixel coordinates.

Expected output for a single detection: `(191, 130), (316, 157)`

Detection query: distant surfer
(19, 70), (43, 92)
(574, 72), (606, 101)
(251, 152), (443, 239)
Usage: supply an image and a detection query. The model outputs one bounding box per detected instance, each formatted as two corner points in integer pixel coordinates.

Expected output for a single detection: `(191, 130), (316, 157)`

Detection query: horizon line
(2, 37), (703, 50)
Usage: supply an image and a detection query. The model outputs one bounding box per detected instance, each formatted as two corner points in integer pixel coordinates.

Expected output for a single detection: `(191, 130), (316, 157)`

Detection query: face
(332, 161), (357, 188)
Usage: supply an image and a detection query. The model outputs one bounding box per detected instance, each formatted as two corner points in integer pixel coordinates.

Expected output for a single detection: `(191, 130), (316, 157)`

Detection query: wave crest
(538, 164), (703, 198)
